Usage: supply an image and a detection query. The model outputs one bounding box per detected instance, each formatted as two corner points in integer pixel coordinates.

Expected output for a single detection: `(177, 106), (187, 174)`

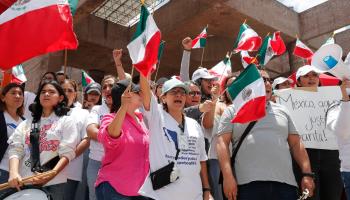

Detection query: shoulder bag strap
(0, 111), (8, 162)
(231, 121), (257, 164)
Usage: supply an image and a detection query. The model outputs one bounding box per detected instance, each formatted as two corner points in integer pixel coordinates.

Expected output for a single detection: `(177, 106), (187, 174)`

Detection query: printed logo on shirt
(7, 123), (17, 130)
(163, 127), (178, 148)
(25, 123), (60, 152)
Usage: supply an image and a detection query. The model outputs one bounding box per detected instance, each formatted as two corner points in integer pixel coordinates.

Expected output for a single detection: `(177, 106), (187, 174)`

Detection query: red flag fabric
(0, 0), (78, 70)
(270, 31), (286, 55)
(288, 72), (340, 87)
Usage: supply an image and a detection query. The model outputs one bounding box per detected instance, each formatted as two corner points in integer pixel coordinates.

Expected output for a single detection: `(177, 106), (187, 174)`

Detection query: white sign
(275, 86), (341, 150)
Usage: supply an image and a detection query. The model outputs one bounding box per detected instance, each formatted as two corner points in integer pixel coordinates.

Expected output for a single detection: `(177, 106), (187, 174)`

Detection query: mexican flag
(81, 70), (95, 87)
(293, 39), (313, 59)
(209, 54), (232, 82)
(226, 64), (266, 123)
(0, 0), (78, 70)
(270, 31), (286, 55)
(258, 32), (286, 66)
(192, 27), (207, 49)
(233, 23), (262, 52)
(127, 5), (161, 77)
(241, 51), (258, 68)
(11, 65), (27, 84)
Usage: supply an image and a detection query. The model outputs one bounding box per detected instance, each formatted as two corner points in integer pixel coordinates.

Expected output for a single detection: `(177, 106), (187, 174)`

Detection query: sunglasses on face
(188, 91), (201, 97)
(262, 77), (271, 83)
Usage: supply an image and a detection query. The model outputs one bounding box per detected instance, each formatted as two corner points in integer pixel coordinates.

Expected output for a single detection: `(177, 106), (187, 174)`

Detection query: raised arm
(140, 74), (152, 111)
(113, 49), (126, 80)
(180, 37), (192, 82)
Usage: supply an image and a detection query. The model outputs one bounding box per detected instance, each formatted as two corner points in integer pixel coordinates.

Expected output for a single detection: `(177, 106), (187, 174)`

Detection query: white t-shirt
(139, 95), (207, 200)
(8, 113), (78, 186)
(86, 103), (109, 161)
(0, 112), (24, 171)
(326, 102), (350, 172)
(23, 91), (36, 119)
(65, 107), (89, 181)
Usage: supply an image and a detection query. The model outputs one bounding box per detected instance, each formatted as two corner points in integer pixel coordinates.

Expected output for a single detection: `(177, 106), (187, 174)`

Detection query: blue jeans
(87, 158), (101, 200)
(294, 149), (343, 200)
(342, 172), (350, 200)
(64, 179), (79, 200)
(0, 169), (9, 198)
(237, 181), (298, 200)
(95, 182), (150, 200)
(208, 159), (223, 200)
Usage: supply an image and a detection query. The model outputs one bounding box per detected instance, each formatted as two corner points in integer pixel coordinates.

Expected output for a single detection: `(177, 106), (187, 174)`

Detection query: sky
(276, 0), (328, 13)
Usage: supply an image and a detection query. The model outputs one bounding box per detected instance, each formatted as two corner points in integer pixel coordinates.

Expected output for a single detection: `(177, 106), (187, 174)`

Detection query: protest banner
(275, 86), (341, 149)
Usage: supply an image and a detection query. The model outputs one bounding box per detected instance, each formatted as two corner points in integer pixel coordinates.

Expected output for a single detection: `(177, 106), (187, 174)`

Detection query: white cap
(191, 68), (218, 82)
(272, 77), (293, 89)
(296, 65), (322, 80)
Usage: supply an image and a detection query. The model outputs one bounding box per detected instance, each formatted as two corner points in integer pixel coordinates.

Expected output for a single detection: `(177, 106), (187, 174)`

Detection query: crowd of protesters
(0, 37), (348, 200)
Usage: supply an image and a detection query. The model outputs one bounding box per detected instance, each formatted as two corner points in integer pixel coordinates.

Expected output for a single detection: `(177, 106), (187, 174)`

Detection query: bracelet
(302, 172), (315, 179)
(203, 188), (211, 192)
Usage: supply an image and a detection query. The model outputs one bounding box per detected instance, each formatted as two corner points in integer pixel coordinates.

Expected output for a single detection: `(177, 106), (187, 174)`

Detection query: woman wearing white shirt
(7, 81), (78, 200)
(0, 83), (25, 197)
(326, 80), (350, 200)
(139, 75), (212, 200)
(61, 79), (90, 200)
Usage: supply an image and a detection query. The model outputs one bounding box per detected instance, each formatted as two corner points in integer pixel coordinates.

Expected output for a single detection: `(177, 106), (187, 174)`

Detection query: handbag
(150, 116), (185, 190)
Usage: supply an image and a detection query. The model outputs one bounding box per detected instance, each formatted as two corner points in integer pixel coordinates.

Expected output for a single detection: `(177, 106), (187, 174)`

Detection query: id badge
(178, 131), (188, 150)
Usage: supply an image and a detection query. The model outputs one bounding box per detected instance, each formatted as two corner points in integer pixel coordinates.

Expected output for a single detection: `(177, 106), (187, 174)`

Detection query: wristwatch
(302, 172), (315, 179)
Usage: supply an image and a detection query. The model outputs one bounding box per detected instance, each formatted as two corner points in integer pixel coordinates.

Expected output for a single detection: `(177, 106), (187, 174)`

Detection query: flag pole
(63, 49), (68, 78)
(154, 61), (161, 82)
(217, 52), (231, 82)
(200, 24), (209, 67)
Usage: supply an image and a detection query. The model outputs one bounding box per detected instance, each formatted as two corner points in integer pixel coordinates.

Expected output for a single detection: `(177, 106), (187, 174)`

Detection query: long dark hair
(29, 81), (70, 123)
(0, 83), (24, 116)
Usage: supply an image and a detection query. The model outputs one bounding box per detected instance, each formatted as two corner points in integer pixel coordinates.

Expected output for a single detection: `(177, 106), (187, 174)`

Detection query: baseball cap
(161, 78), (190, 95)
(272, 77), (294, 89)
(156, 77), (169, 86)
(85, 83), (101, 95)
(56, 70), (64, 75)
(191, 68), (218, 82)
(296, 65), (322, 80)
(111, 80), (140, 108)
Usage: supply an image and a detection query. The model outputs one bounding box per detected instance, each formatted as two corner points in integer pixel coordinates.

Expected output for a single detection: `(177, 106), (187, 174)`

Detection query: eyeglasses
(262, 77), (271, 83)
(168, 89), (186, 96)
(188, 91), (201, 97)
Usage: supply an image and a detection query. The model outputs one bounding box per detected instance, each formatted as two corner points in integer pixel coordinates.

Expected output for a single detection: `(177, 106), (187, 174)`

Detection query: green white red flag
(241, 51), (258, 68)
(192, 27), (207, 49)
(293, 39), (313, 59)
(0, 0), (78, 70)
(81, 70), (95, 87)
(226, 64), (266, 123)
(233, 23), (262, 52)
(11, 64), (27, 84)
(258, 32), (286, 66)
(127, 5), (161, 77)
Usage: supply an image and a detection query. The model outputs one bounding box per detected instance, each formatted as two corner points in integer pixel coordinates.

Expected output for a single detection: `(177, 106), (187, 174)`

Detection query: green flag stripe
(258, 35), (271, 65)
(131, 5), (150, 41)
(199, 38), (207, 47)
(157, 41), (165, 61)
(233, 23), (248, 49)
(227, 64), (261, 100)
(68, 0), (79, 15)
